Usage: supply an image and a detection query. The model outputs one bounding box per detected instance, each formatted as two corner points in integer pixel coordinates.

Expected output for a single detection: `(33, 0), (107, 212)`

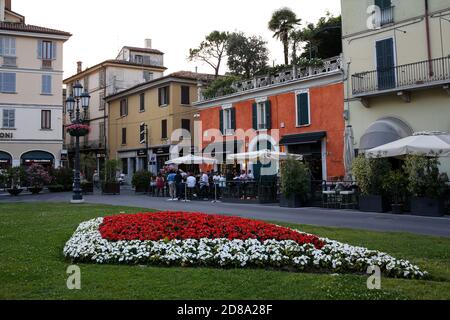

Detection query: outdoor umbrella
(366, 132), (450, 158)
(227, 149), (303, 162)
(344, 125), (356, 176)
(165, 154), (218, 165)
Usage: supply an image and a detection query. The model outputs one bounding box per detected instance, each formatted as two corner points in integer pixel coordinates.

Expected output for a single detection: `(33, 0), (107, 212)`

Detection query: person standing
(200, 171), (209, 200)
(167, 170), (177, 200)
(175, 170), (183, 201)
(155, 173), (165, 197)
(186, 173), (197, 200)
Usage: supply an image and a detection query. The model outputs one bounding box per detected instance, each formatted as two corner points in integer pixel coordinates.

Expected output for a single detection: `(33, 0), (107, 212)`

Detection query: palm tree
(268, 8), (301, 65)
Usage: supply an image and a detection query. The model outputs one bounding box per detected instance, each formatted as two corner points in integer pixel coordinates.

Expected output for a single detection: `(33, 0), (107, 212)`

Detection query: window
(41, 75), (52, 94)
(220, 106), (236, 135)
(375, 0), (393, 26)
(181, 86), (190, 105)
(2, 109), (15, 128)
(120, 98), (128, 117)
(99, 122), (105, 140)
(0, 72), (16, 93)
(38, 40), (56, 60)
(139, 93), (145, 112)
(99, 92), (105, 111)
(41, 110), (51, 129)
(161, 119), (167, 139)
(181, 119), (191, 133)
(139, 123), (146, 144)
(0, 37), (16, 56)
(376, 38), (395, 90)
(252, 100), (271, 131)
(121, 158), (128, 175)
(296, 91), (310, 127)
(121, 128), (127, 145)
(134, 55), (144, 64)
(158, 86), (170, 106)
(143, 71), (153, 81)
(257, 102), (267, 130)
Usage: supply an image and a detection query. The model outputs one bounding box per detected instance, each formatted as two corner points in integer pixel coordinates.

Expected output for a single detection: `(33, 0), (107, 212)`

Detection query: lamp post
(66, 81), (90, 204)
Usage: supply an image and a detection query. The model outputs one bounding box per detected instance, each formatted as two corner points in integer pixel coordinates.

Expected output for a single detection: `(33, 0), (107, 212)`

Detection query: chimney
(77, 61), (82, 73)
(145, 39), (152, 49)
(5, 0), (10, 10)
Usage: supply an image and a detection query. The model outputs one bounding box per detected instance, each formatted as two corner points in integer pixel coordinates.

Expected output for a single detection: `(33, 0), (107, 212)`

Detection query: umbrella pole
(212, 182), (221, 203)
(182, 180), (190, 202)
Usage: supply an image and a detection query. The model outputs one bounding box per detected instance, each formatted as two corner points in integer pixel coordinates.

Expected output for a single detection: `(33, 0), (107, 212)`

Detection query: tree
(268, 7), (301, 65)
(227, 32), (269, 79)
(300, 14), (342, 59)
(188, 31), (229, 77)
(289, 29), (305, 63)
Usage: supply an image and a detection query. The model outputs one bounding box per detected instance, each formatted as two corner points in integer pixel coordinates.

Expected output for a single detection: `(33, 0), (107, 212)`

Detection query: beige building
(106, 71), (215, 182)
(63, 42), (166, 171)
(0, 0), (71, 169)
(342, 0), (450, 173)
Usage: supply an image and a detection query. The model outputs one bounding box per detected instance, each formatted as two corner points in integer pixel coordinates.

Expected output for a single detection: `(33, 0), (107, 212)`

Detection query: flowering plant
(66, 124), (90, 137)
(64, 212), (428, 280)
(26, 164), (52, 187)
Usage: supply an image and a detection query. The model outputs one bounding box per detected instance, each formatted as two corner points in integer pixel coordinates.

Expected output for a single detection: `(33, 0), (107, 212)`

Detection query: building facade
(194, 56), (345, 181)
(106, 71), (215, 183)
(62, 42), (166, 171)
(342, 0), (450, 172)
(0, 0), (71, 169)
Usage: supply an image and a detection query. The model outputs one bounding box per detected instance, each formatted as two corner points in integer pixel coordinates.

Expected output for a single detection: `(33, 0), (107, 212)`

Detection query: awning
(360, 117), (413, 151)
(279, 132), (326, 145)
(21, 151), (54, 162)
(0, 151), (12, 161)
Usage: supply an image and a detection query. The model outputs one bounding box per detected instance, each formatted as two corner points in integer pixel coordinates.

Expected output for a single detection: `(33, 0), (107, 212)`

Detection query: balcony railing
(41, 59), (53, 70)
(352, 56), (450, 96)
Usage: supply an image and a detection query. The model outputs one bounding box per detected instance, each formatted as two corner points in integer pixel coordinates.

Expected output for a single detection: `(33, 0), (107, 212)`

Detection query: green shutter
(265, 100), (272, 130)
(297, 93), (310, 126)
(230, 107), (236, 130)
(219, 109), (224, 134)
(252, 103), (258, 130)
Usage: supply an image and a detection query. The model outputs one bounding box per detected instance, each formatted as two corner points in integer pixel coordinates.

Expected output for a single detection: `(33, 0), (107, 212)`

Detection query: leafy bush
(26, 164), (52, 188)
(382, 170), (408, 205)
(49, 167), (73, 190)
(101, 160), (121, 183)
(280, 158), (311, 199)
(132, 170), (153, 190)
(202, 75), (240, 100)
(292, 57), (324, 68)
(352, 155), (391, 196)
(403, 155), (447, 199)
(5, 167), (26, 189)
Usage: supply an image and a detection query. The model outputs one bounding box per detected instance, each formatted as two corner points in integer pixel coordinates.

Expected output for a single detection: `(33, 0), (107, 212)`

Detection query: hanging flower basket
(66, 124), (90, 137)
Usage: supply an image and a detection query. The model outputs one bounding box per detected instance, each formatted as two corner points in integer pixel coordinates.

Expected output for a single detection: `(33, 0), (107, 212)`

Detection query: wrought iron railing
(352, 56), (450, 95)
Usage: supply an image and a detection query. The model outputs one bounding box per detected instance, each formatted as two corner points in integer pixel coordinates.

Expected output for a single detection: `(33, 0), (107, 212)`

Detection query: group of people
(150, 169), (257, 201)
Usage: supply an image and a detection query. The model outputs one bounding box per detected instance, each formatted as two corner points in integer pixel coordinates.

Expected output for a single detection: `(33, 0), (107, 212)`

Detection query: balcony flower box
(66, 124), (90, 137)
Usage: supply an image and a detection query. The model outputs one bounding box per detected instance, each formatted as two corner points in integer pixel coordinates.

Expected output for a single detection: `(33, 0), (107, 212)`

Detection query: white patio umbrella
(165, 154), (218, 165)
(344, 126), (355, 176)
(366, 132), (450, 158)
(227, 149), (303, 162)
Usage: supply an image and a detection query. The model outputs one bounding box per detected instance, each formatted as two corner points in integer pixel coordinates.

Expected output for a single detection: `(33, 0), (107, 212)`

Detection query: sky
(12, 0), (341, 78)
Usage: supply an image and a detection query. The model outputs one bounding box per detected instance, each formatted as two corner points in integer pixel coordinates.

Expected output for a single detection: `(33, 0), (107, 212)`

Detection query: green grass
(0, 202), (449, 300)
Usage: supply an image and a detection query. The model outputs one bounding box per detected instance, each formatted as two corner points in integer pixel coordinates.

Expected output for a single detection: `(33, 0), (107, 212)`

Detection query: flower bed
(64, 212), (428, 280)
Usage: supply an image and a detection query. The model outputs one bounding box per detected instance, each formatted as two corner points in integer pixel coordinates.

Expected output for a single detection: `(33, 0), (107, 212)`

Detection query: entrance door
(376, 38), (396, 90)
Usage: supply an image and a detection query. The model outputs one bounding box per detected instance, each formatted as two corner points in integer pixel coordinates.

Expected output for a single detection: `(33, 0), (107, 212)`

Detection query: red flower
(99, 212), (324, 249)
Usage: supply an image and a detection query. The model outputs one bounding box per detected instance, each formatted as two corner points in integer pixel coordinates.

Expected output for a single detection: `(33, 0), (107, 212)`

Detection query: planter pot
(28, 187), (43, 195)
(7, 188), (23, 196)
(410, 197), (445, 217)
(359, 195), (389, 213)
(280, 194), (304, 208)
(68, 129), (89, 137)
(102, 182), (120, 195)
(135, 186), (149, 194)
(391, 204), (403, 215)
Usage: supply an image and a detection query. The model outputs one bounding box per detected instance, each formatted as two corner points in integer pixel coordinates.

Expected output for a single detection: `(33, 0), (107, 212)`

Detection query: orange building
(194, 56), (345, 181)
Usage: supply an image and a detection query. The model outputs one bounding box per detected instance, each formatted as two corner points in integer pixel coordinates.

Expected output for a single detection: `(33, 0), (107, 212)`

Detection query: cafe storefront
(0, 151), (12, 170)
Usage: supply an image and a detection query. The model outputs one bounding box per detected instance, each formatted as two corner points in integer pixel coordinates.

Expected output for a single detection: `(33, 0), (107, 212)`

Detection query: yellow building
(106, 71), (215, 181)
(342, 0), (450, 173)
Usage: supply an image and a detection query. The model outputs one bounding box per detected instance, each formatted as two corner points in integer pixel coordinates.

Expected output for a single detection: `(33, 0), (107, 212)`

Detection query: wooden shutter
(51, 42), (56, 59)
(37, 40), (42, 59)
(181, 86), (190, 105)
(158, 88), (162, 106)
(166, 87), (170, 105)
(122, 128), (127, 145)
(219, 109), (224, 134)
(230, 107), (236, 130)
(161, 120), (167, 139)
(252, 103), (258, 130)
(265, 100), (272, 130)
(297, 93), (310, 126)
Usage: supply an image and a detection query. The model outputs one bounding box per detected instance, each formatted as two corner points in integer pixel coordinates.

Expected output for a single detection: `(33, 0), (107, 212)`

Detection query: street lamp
(66, 81), (90, 204)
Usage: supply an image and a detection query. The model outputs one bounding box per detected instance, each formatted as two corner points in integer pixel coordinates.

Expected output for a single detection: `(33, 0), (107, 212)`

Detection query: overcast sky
(13, 0), (341, 78)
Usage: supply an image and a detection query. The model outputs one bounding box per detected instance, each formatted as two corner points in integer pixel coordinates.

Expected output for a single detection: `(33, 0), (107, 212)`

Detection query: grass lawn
(0, 202), (449, 300)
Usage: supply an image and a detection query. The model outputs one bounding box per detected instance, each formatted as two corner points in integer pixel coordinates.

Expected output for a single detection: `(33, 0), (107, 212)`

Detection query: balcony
(41, 59), (53, 70)
(352, 56), (450, 97)
(376, 6), (394, 26)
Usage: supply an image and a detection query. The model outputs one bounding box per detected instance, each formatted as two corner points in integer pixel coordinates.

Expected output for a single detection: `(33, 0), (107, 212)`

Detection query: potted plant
(26, 164), (51, 194)
(404, 155), (447, 217)
(66, 124), (90, 137)
(279, 158), (311, 208)
(382, 170), (408, 214)
(353, 155), (391, 213)
(101, 159), (121, 195)
(6, 167), (25, 196)
(132, 170), (152, 193)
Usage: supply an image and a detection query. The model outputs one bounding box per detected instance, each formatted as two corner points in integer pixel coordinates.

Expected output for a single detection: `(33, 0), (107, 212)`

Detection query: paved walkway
(1, 189), (450, 238)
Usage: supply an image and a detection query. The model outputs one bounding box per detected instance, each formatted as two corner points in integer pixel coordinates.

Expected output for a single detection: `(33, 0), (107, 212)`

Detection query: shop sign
(0, 132), (13, 140)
